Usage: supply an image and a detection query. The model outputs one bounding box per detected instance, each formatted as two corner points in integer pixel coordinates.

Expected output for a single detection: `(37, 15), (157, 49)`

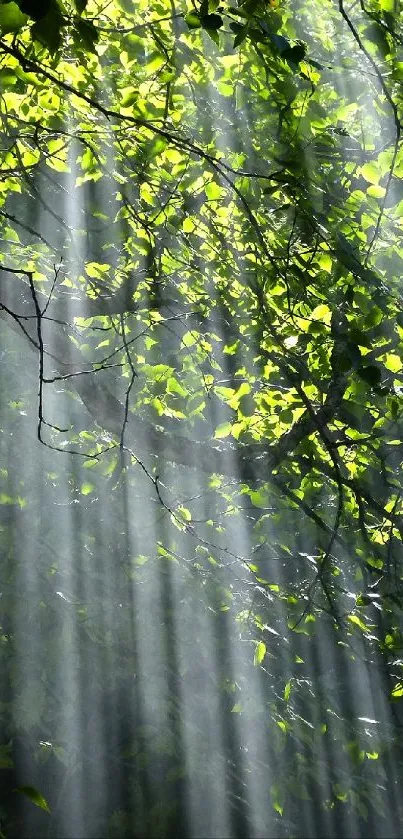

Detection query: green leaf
(73, 0), (87, 12)
(384, 354), (402, 373)
(0, 67), (17, 86)
(238, 394), (255, 417)
(201, 12), (223, 30)
(253, 640), (266, 666)
(318, 252), (332, 273)
(0, 1), (27, 33)
(14, 786), (51, 813)
(347, 614), (370, 633)
(391, 682), (403, 698)
(184, 12), (201, 28)
(81, 482), (94, 496)
(249, 489), (269, 508)
(230, 20), (244, 34)
(360, 162), (380, 185)
(344, 741), (365, 765)
(73, 18), (98, 51)
(120, 88), (138, 108)
(388, 398), (400, 420)
(80, 147), (96, 171)
(348, 327), (371, 348)
(214, 421), (232, 439)
(18, 0), (51, 20)
(267, 32), (290, 52)
(284, 680), (292, 702)
(281, 41), (307, 66)
(357, 365), (382, 386)
(233, 28), (247, 47)
(204, 26), (219, 44)
(178, 505), (192, 522)
(205, 180), (223, 200)
(270, 784), (284, 816)
(367, 184), (386, 198)
(31, 6), (63, 52)
(181, 331), (197, 348)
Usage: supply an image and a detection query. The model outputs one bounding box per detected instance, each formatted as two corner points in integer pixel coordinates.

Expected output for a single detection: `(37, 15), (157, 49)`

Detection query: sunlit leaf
(391, 683), (403, 698)
(253, 641), (266, 666)
(214, 422), (232, 439)
(184, 12), (201, 28)
(0, 2), (27, 32)
(360, 163), (380, 185)
(347, 614), (370, 633)
(14, 787), (50, 814)
(81, 482), (94, 496)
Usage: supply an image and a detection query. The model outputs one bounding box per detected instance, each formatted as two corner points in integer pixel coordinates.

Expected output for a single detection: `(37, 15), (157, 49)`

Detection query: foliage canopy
(1, 0), (403, 835)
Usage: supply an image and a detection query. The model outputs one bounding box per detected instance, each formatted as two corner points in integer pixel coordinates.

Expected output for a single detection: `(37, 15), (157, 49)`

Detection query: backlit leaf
(14, 787), (50, 814)
(254, 641), (266, 666)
